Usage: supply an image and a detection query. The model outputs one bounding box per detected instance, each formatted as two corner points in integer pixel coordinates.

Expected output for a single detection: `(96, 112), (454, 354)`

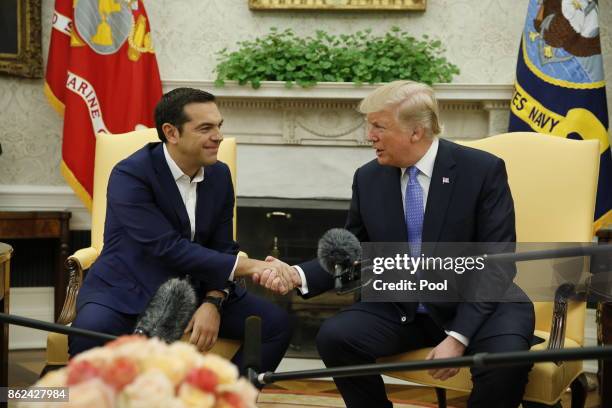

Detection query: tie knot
(408, 166), (419, 183)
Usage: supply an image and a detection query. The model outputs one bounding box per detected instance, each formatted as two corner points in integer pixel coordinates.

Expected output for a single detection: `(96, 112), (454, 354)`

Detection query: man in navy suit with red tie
(260, 81), (535, 407)
(69, 88), (292, 374)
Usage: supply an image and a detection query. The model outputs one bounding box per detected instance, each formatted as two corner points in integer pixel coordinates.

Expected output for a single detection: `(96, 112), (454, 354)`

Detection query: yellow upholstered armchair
(379, 132), (600, 408)
(45, 129), (240, 373)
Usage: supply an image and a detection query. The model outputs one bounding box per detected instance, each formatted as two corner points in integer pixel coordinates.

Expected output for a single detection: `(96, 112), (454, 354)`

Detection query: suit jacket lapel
(195, 166), (213, 241)
(422, 139), (457, 245)
(151, 143), (191, 239)
(381, 166), (408, 242)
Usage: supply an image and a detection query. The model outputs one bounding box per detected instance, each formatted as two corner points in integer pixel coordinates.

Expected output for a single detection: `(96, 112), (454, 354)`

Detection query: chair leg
(434, 387), (447, 408)
(570, 373), (588, 408)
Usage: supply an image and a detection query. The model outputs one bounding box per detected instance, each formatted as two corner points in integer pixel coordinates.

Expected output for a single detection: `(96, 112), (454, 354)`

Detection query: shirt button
(401, 316), (407, 322)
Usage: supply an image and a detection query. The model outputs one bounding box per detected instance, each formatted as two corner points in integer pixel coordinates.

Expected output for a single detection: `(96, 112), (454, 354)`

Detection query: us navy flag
(509, 0), (611, 231)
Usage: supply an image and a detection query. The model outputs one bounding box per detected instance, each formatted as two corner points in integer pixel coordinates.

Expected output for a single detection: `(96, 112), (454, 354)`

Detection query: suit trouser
(69, 291), (292, 374)
(316, 304), (532, 408)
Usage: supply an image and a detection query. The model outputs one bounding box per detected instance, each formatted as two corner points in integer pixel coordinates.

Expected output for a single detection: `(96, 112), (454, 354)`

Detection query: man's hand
(235, 257), (293, 294)
(184, 292), (223, 352)
(425, 335), (467, 381)
(252, 256), (302, 295)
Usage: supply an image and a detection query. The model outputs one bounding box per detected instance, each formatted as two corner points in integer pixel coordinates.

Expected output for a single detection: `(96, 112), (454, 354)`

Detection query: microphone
(133, 277), (197, 342)
(243, 316), (262, 385)
(317, 228), (363, 294)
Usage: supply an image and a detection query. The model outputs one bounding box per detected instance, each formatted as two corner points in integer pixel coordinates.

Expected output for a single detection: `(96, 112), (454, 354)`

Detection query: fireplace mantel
(162, 80), (514, 146)
(163, 80), (514, 101)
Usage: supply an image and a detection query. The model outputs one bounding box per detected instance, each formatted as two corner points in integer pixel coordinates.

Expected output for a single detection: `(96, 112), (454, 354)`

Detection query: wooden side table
(0, 212), (71, 322)
(0, 243), (13, 388)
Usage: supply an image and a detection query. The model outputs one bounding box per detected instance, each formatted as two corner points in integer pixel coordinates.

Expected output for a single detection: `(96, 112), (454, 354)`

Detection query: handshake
(251, 256), (303, 295)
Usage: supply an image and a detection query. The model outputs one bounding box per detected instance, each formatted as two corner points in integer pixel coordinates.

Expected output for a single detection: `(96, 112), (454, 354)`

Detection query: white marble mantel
(163, 81), (515, 147)
(163, 80), (514, 101)
(159, 81), (515, 201)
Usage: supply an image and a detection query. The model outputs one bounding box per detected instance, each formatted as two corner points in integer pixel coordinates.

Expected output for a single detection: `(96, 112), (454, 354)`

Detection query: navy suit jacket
(300, 138), (534, 342)
(77, 142), (242, 315)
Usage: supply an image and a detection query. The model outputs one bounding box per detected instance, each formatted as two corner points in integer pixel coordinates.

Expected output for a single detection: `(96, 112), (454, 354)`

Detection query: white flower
(35, 369), (68, 387)
(217, 378), (259, 406)
(72, 346), (115, 365)
(118, 370), (176, 408)
(167, 342), (206, 370)
(199, 354), (238, 385)
(177, 383), (215, 408)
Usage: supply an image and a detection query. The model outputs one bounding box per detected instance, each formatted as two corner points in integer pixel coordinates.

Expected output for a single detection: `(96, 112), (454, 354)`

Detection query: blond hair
(359, 80), (443, 137)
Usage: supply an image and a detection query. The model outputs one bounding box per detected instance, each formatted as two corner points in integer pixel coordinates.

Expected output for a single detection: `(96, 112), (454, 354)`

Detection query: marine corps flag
(44, 0), (162, 210)
(509, 0), (611, 231)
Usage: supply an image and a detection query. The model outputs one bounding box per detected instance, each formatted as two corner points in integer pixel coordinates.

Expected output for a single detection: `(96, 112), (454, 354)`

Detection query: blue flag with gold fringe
(509, 0), (611, 231)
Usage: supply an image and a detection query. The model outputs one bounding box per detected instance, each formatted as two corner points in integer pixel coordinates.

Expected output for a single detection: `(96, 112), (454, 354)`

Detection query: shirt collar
(163, 143), (205, 183)
(402, 137), (439, 179)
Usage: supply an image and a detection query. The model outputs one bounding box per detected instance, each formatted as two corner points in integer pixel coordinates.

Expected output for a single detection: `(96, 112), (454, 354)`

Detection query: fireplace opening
(237, 198), (357, 358)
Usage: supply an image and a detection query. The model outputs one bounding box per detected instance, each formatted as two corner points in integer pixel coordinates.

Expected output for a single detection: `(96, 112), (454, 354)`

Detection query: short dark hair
(154, 88), (216, 143)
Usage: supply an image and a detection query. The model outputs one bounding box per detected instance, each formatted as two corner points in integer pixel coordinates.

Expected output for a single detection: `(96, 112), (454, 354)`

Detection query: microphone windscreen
(243, 315), (262, 372)
(133, 278), (197, 343)
(317, 228), (362, 275)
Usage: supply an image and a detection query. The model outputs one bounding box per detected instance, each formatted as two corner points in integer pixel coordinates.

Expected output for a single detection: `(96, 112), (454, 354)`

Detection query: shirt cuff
(445, 330), (469, 347)
(292, 265), (309, 295)
(227, 256), (239, 281)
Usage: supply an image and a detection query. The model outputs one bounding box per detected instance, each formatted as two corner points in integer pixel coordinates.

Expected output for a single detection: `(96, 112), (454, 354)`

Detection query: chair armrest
(547, 283), (575, 352)
(72, 247), (100, 270)
(56, 247), (99, 325)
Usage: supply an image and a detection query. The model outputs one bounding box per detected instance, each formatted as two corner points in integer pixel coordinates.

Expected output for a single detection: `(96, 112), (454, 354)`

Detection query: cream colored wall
(0, 0), (611, 186)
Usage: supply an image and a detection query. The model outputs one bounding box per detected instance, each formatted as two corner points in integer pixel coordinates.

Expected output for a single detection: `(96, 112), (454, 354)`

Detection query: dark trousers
(69, 291), (292, 374)
(316, 304), (532, 408)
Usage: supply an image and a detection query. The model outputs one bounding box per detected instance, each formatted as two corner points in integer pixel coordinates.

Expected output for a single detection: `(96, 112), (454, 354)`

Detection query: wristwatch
(203, 295), (224, 313)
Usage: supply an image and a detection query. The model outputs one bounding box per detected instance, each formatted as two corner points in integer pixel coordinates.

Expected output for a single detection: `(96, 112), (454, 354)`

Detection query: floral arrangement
(19, 336), (258, 408)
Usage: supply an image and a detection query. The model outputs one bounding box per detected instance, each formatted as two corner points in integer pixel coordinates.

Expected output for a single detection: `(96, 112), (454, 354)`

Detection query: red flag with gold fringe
(45, 0), (162, 210)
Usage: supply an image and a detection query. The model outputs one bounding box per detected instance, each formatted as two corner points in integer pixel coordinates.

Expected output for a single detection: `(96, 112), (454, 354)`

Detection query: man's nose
(367, 128), (378, 142)
(211, 129), (223, 142)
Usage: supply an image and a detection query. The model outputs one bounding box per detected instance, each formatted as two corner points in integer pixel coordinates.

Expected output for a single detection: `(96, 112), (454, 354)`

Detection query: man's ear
(162, 123), (179, 144)
(411, 125), (425, 143)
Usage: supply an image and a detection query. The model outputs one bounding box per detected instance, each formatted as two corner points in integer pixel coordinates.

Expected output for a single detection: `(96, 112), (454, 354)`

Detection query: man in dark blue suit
(260, 81), (535, 407)
(69, 88), (292, 374)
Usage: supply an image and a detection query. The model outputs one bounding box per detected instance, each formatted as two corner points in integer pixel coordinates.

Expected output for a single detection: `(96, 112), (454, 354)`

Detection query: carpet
(257, 389), (455, 408)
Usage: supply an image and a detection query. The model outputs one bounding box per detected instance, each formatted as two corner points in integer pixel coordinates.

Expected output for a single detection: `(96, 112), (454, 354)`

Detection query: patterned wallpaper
(0, 0), (611, 185)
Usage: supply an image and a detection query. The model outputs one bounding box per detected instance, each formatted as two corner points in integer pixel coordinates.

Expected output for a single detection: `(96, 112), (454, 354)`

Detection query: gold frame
(0, 0), (43, 78)
(249, 0), (426, 11)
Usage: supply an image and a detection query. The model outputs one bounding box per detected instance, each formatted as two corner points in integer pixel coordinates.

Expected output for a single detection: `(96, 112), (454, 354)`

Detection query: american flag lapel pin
(442, 177), (450, 184)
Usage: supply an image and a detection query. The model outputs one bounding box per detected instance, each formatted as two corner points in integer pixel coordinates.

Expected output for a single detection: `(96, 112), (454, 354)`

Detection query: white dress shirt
(163, 144), (238, 280)
(400, 138), (468, 347)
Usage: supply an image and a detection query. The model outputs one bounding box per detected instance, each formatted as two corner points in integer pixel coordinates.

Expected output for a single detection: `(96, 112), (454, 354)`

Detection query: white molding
(584, 308), (598, 373)
(163, 80), (515, 101)
(9, 287), (54, 350)
(0, 185), (90, 230)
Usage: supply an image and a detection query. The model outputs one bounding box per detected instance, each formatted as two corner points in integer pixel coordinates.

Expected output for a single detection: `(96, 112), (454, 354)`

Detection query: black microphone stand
(253, 345), (612, 386)
(0, 312), (116, 342)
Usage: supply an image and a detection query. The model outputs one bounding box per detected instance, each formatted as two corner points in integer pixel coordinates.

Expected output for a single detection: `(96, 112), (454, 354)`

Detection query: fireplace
(237, 198), (357, 357)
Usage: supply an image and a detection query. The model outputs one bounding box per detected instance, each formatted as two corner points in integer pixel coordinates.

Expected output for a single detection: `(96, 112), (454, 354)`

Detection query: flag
(44, 0), (162, 210)
(509, 0), (611, 232)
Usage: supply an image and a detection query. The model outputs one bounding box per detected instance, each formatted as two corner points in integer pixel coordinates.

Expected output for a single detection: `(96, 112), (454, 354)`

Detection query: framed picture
(248, 0), (426, 11)
(0, 0), (43, 78)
